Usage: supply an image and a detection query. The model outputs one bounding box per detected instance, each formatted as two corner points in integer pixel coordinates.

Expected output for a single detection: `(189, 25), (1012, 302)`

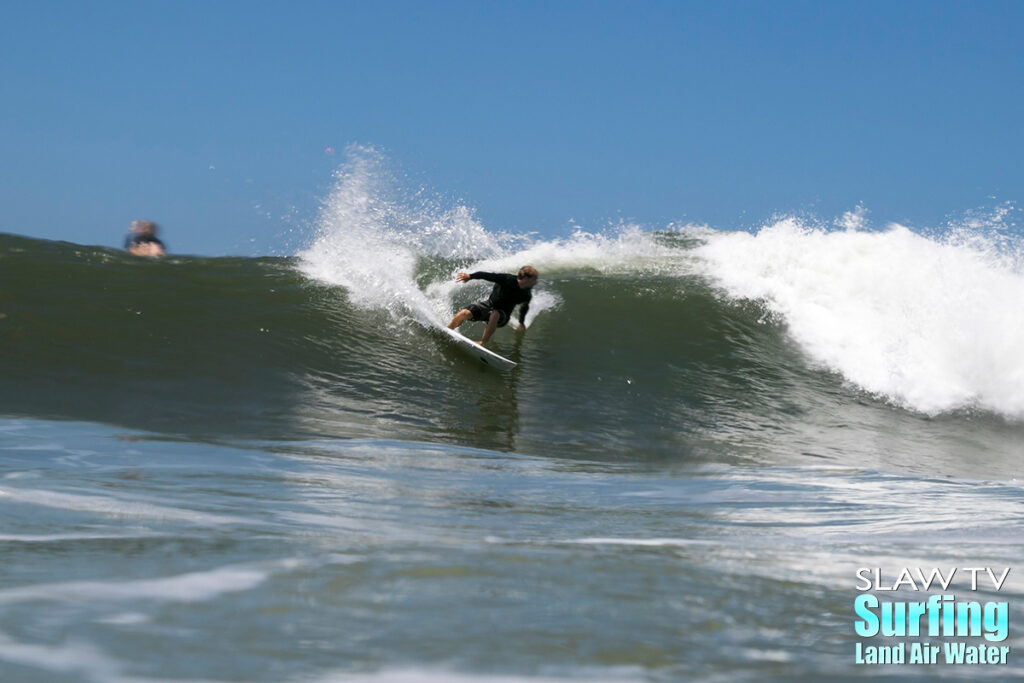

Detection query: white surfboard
(440, 327), (517, 370)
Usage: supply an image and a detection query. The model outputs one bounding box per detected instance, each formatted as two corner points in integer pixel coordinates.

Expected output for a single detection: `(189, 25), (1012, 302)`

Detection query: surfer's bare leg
(479, 310), (501, 345)
(448, 309), (472, 329)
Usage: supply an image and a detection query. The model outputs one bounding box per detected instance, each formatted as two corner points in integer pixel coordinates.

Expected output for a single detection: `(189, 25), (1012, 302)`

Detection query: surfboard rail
(440, 327), (517, 370)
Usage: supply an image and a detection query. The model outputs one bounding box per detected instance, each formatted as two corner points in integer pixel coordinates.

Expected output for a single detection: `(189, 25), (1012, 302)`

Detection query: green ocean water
(2, 212), (1023, 681)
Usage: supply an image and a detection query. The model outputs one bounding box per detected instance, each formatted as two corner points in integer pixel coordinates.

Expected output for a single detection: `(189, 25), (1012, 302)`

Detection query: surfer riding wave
(448, 266), (538, 345)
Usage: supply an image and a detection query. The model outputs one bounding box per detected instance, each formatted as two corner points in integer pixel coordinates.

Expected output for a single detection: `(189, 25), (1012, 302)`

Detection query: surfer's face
(517, 275), (538, 289)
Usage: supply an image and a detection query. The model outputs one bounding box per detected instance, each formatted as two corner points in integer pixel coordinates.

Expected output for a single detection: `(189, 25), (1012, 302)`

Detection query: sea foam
(298, 145), (504, 328)
(298, 147), (680, 331)
(0, 562), (276, 605)
(695, 216), (1024, 418)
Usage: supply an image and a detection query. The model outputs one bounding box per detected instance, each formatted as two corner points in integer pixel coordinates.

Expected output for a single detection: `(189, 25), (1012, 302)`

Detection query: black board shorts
(466, 302), (510, 327)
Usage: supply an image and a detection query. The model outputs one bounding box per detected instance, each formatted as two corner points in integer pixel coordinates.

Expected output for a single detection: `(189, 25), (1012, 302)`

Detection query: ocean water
(1, 157), (1023, 680)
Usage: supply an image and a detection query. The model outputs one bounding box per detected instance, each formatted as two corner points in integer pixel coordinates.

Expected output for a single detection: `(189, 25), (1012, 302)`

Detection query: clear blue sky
(1, 0), (1021, 255)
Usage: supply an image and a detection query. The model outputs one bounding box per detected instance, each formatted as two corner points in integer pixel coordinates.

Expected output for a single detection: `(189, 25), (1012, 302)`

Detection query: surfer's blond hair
(518, 265), (539, 280)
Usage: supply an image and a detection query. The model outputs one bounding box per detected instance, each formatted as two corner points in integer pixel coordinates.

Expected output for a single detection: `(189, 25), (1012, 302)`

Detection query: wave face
(696, 214), (1024, 418)
(3, 159), (1022, 475)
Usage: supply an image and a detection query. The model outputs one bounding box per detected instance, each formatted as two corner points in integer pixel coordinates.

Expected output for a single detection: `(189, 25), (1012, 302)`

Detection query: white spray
(299, 147), (686, 331)
(695, 208), (1024, 418)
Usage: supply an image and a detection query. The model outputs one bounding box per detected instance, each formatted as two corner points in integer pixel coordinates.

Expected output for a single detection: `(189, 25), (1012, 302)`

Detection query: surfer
(124, 220), (166, 257)
(448, 266), (539, 345)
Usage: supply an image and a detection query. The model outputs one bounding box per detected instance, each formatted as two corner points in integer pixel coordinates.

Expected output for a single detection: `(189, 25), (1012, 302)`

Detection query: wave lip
(695, 218), (1024, 418)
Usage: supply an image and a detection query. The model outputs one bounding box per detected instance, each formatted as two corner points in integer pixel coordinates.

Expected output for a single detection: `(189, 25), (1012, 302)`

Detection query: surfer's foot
(476, 341), (484, 346)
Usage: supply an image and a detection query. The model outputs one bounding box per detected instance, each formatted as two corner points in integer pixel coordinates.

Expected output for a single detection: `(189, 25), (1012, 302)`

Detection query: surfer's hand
(456, 272), (470, 283)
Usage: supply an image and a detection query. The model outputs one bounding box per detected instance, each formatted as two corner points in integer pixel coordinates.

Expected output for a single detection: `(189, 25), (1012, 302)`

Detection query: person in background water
(124, 220), (166, 257)
(448, 266), (539, 346)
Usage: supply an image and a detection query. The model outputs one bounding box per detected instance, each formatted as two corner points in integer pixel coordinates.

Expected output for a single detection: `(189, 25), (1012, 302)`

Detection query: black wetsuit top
(469, 271), (532, 324)
(124, 234), (166, 250)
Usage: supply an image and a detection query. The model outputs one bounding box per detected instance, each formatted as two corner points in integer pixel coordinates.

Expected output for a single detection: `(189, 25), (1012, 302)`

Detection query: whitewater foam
(298, 146), (505, 328)
(0, 487), (250, 525)
(695, 218), (1024, 418)
(298, 148), (692, 332)
(297, 150), (1024, 419)
(0, 562), (275, 605)
(0, 633), (124, 680)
